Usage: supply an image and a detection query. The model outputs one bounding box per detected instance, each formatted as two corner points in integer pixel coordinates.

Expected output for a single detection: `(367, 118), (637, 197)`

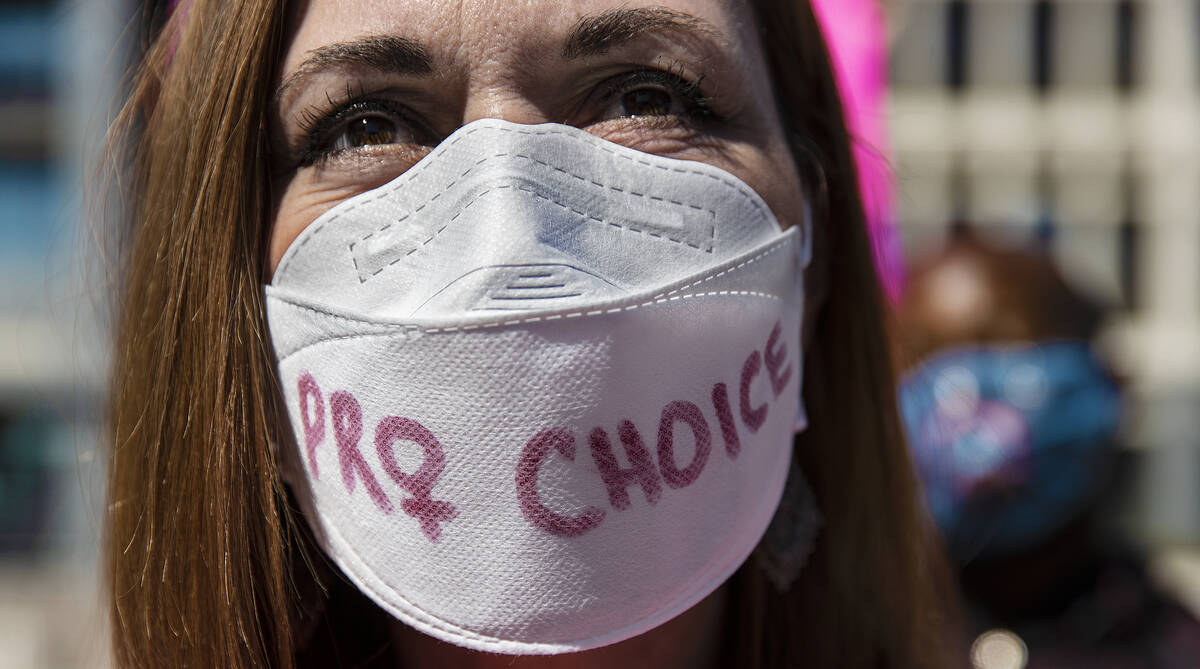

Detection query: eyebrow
(274, 8), (724, 108)
(563, 7), (727, 59)
(274, 35), (433, 106)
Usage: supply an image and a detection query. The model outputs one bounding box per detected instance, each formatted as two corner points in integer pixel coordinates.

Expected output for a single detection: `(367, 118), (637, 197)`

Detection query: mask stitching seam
(268, 232), (792, 340)
(268, 233), (794, 352)
(270, 229), (789, 330)
(348, 151), (718, 247)
(348, 178), (717, 284)
(652, 236), (793, 299)
(273, 289), (784, 362)
(274, 123), (777, 283)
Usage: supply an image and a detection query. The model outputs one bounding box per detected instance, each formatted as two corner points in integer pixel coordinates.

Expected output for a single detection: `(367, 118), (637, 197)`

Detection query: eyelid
(294, 95), (430, 168)
(599, 68), (701, 100)
(590, 66), (715, 123)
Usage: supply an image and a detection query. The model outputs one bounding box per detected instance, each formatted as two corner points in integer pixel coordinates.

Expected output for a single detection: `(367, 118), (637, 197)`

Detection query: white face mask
(266, 119), (813, 655)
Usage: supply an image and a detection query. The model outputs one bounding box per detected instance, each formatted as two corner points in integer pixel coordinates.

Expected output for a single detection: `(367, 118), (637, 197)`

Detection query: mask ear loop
(792, 196), (813, 443)
(798, 198), (815, 269)
(786, 128), (829, 271)
(788, 134), (820, 436)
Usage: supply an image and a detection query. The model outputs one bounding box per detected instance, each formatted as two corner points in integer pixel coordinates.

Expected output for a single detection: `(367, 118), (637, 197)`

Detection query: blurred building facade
(0, 0), (128, 667)
(890, 0), (1200, 546)
(0, 0), (1198, 667)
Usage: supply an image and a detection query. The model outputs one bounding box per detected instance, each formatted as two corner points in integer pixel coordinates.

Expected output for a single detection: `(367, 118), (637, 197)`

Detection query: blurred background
(0, 0), (1198, 666)
(0, 0), (124, 667)
(889, 0), (1200, 606)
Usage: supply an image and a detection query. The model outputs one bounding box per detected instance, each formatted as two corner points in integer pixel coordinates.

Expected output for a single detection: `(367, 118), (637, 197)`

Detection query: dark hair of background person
(99, 1), (957, 667)
(896, 229), (1105, 367)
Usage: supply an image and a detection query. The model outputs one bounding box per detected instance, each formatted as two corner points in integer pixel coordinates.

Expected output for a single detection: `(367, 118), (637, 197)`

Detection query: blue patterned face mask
(898, 342), (1122, 561)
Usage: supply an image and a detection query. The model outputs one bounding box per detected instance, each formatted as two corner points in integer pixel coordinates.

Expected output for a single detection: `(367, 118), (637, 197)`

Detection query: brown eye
(296, 98), (429, 168)
(621, 87), (673, 117)
(334, 114), (403, 151)
(591, 69), (712, 126)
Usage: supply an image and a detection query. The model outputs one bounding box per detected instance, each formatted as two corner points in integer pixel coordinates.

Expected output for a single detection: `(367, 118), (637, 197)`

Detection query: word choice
(295, 321), (793, 541)
(516, 322), (793, 537)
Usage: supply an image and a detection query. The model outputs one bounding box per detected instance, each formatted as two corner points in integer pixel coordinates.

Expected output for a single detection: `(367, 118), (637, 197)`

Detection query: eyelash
(598, 65), (714, 122)
(294, 86), (429, 167)
(292, 65), (715, 168)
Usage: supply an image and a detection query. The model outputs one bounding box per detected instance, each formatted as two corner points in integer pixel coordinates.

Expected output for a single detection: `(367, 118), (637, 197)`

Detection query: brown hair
(102, 1), (954, 667)
(898, 232), (1105, 365)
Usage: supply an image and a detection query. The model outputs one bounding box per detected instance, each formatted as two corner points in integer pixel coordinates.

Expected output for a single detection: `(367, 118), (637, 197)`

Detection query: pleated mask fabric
(265, 119), (814, 654)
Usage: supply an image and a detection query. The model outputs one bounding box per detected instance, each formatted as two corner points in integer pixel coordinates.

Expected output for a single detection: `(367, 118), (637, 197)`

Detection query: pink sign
(812, 0), (903, 301)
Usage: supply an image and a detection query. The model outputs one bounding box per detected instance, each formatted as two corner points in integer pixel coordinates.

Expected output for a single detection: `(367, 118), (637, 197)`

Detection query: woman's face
(267, 0), (806, 275)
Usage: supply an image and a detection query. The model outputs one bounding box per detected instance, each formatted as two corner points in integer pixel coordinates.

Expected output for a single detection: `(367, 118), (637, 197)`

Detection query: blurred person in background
(897, 231), (1200, 668)
(99, 0), (955, 667)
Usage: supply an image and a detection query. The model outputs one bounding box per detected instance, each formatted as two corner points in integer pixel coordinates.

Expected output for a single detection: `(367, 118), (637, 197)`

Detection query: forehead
(280, 0), (756, 74)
